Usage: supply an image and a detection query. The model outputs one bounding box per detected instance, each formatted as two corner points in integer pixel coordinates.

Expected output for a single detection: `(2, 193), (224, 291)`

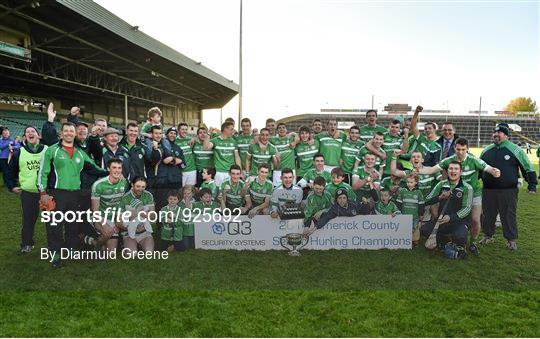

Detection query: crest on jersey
(504, 155), (510, 160)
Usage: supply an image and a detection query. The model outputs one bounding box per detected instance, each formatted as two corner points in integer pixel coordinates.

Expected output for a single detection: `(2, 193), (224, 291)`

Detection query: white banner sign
(195, 215), (412, 250)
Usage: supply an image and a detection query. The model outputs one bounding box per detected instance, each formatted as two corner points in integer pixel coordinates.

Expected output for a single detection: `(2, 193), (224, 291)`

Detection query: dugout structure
(0, 0), (238, 127)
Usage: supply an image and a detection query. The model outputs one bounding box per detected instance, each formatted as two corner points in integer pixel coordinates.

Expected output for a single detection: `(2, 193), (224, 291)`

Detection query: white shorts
(215, 171), (230, 187)
(98, 220), (119, 237)
(182, 170), (197, 186)
(273, 170), (296, 187)
(472, 196), (482, 207)
(124, 231), (153, 244)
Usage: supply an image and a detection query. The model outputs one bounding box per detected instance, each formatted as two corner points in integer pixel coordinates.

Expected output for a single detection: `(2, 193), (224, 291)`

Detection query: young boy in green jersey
(303, 176), (332, 227)
(325, 167), (356, 203)
(160, 190), (184, 252)
(193, 188), (221, 216)
(179, 185), (195, 249)
(141, 107), (162, 140)
(396, 174), (425, 246)
(375, 188), (401, 216)
(200, 167), (219, 201)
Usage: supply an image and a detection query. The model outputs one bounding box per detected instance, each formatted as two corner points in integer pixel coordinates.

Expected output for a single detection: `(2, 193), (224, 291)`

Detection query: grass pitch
(0, 164), (539, 337)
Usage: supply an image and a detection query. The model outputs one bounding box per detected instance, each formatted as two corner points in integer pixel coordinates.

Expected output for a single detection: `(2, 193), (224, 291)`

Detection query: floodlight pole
(124, 95), (128, 125)
(238, 0), (243, 130)
(477, 96), (482, 148)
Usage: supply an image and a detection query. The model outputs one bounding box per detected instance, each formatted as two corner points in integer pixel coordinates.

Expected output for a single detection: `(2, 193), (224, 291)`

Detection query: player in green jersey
(293, 126), (320, 180)
(235, 118), (255, 177)
(359, 109), (387, 142)
(243, 164), (273, 218)
(352, 153), (381, 209)
(396, 174), (425, 245)
(200, 167), (219, 201)
(303, 176), (332, 227)
(374, 188), (401, 216)
(271, 123), (296, 186)
(193, 127), (214, 187)
(407, 122), (441, 159)
(311, 118), (323, 136)
(365, 119), (408, 177)
(193, 188), (221, 218)
(91, 159), (129, 252)
(340, 125), (364, 183)
(175, 123), (197, 186)
(354, 132), (386, 172)
(179, 185), (196, 249)
(119, 176), (155, 253)
(246, 128), (278, 176)
(315, 118), (345, 170)
(297, 153), (332, 190)
(203, 121), (241, 186)
(418, 138), (501, 254)
(324, 167), (356, 203)
(219, 165), (248, 213)
(160, 190), (184, 252)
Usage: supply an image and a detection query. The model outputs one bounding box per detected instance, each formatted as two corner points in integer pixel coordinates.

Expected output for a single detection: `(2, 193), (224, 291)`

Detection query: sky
(94, 0), (539, 128)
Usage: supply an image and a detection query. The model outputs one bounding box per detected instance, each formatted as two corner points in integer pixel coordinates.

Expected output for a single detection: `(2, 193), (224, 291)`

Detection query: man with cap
(95, 127), (131, 180)
(303, 188), (371, 236)
(479, 123), (537, 250)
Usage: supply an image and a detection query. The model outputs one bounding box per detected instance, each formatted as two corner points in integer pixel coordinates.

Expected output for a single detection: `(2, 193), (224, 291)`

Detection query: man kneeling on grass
(421, 161), (473, 260)
(303, 188), (371, 236)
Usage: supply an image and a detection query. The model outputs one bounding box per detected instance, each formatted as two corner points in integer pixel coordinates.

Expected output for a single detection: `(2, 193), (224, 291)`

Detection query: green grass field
(0, 161), (539, 337)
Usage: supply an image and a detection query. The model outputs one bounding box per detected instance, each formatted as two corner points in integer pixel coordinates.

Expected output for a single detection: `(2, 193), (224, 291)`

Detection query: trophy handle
(280, 235), (291, 251)
(298, 235), (310, 250)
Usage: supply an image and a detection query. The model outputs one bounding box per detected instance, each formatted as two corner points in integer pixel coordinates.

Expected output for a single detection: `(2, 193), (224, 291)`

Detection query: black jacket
(163, 139), (186, 185)
(144, 139), (174, 185)
(424, 134), (460, 167)
(119, 137), (147, 180)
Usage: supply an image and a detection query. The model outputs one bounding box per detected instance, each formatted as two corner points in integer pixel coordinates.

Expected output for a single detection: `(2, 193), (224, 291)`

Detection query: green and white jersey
(302, 168), (332, 186)
(211, 136), (238, 172)
(316, 132), (345, 166)
(120, 190), (154, 213)
(352, 166), (381, 201)
(160, 204), (183, 241)
(425, 179), (473, 221)
(201, 180), (219, 201)
(179, 201), (195, 237)
(359, 124), (387, 142)
(247, 177), (274, 207)
(375, 201), (401, 215)
(295, 140), (319, 177)
(356, 146), (385, 172)
(324, 182), (356, 202)
(174, 137), (196, 172)
(221, 179), (245, 209)
(247, 143), (277, 175)
(235, 133), (254, 170)
(396, 188), (424, 220)
(91, 177), (128, 214)
(192, 140), (214, 171)
(403, 169), (436, 198)
(340, 138), (364, 174)
(438, 153), (487, 197)
(304, 191), (332, 224)
(382, 133), (403, 175)
(415, 134), (441, 158)
(270, 135), (295, 170)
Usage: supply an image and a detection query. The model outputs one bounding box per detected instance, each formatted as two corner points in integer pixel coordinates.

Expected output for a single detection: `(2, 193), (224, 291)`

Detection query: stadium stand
(279, 113), (540, 147)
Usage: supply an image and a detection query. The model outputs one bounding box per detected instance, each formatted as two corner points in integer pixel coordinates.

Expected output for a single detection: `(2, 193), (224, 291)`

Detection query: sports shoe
(479, 236), (495, 245)
(443, 243), (458, 259)
(20, 245), (33, 253)
(456, 246), (468, 259)
(468, 242), (479, 256)
(507, 240), (517, 251)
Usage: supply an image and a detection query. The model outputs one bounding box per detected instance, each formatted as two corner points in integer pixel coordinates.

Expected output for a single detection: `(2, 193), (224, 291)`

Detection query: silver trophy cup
(280, 233), (309, 256)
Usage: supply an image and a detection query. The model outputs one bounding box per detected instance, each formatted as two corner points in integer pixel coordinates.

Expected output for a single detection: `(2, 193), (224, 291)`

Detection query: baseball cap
(102, 127), (120, 136)
(494, 123), (510, 136)
(166, 127), (177, 135)
(75, 121), (89, 128)
(335, 188), (348, 200)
